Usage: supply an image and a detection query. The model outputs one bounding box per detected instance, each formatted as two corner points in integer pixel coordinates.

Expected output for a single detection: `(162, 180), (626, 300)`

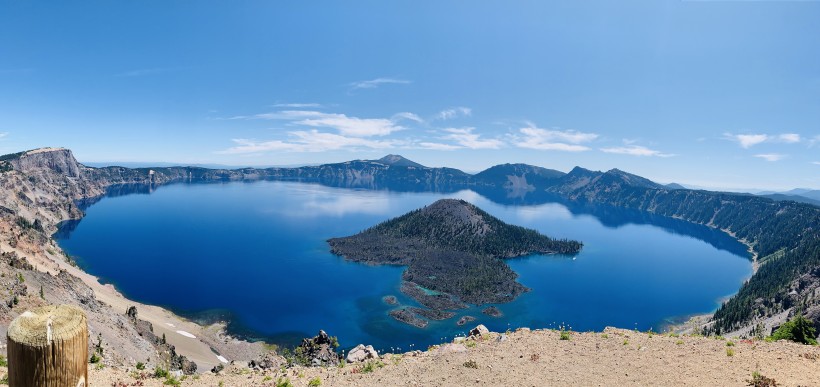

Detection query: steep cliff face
(8, 148), (85, 178)
(0, 148), (162, 365)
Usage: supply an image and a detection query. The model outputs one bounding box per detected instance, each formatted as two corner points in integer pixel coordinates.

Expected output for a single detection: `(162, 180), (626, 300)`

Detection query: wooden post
(7, 304), (88, 387)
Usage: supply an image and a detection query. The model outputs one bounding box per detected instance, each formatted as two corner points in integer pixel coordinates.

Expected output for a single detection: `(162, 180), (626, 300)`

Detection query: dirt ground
(6, 326), (816, 387)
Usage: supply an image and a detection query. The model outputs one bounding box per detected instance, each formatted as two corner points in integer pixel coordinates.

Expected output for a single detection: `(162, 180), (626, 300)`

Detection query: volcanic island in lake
(328, 199), (582, 328)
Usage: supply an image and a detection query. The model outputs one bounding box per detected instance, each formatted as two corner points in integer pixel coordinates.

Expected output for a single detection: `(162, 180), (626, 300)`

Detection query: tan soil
(5, 327), (816, 387)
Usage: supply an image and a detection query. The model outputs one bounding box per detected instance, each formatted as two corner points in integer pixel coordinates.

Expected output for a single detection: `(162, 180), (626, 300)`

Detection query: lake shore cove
(328, 199), (582, 327)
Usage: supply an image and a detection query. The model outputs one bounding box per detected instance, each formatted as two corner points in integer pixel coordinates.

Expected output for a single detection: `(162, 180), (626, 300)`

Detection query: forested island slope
(328, 199), (581, 325)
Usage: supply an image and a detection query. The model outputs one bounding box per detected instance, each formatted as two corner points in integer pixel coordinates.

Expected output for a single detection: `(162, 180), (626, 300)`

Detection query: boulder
(250, 353), (286, 370)
(346, 344), (379, 363)
(469, 324), (489, 337)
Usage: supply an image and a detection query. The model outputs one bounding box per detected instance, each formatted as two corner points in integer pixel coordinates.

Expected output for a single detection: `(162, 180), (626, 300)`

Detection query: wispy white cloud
(812, 161), (820, 165)
(418, 142), (461, 151)
(442, 127), (504, 149)
(435, 107), (472, 120)
(218, 130), (396, 154)
(600, 144), (674, 157)
(754, 153), (786, 162)
(778, 133), (801, 143)
(810, 135), (820, 147)
(724, 133), (768, 148)
(439, 128), (497, 149)
(0, 132), (8, 139)
(349, 77), (411, 90)
(513, 124), (598, 152)
(272, 103), (322, 108)
(392, 112), (425, 123)
(227, 110), (405, 137)
(723, 132), (802, 148)
(287, 111), (403, 137)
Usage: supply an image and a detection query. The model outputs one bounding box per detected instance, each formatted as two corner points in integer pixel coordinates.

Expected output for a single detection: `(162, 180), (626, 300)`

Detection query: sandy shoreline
(22, 238), (266, 372)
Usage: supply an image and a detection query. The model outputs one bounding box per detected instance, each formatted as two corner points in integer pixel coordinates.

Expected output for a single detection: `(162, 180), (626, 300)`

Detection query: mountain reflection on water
(55, 179), (751, 350)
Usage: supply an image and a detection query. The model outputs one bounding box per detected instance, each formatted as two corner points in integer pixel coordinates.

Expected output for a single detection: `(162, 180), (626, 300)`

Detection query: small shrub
(623, 339), (629, 345)
(262, 375), (273, 382)
(675, 340), (684, 345)
(463, 359), (478, 369)
(154, 367), (169, 378)
(746, 371), (778, 386)
(163, 376), (180, 386)
(89, 353), (101, 364)
(275, 377), (293, 387)
(601, 333), (608, 338)
(308, 377), (322, 386)
(668, 332), (679, 338)
(136, 362), (145, 370)
(726, 341), (735, 347)
(0, 355), (7, 367)
(361, 360), (384, 373)
(559, 330), (571, 340)
(465, 340), (477, 348)
(726, 348), (735, 357)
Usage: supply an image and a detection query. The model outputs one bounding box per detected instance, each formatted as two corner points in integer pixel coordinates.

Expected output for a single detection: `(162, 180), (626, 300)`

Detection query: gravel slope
(8, 327), (816, 387)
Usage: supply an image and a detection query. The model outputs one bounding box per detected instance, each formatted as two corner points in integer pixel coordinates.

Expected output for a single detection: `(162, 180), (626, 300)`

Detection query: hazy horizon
(2, 1), (819, 190)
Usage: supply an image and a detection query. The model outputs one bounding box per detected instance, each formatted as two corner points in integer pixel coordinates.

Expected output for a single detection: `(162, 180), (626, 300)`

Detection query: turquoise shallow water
(55, 181), (752, 352)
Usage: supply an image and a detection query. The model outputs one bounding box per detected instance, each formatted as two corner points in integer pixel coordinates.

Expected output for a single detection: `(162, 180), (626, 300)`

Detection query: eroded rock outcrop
(295, 330), (340, 366)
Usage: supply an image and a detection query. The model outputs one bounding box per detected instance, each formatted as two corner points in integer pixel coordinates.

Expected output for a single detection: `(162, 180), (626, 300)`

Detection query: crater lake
(55, 180), (752, 352)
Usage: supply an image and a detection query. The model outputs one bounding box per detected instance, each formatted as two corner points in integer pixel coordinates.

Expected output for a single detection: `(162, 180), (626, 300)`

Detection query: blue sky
(1, 1), (818, 191)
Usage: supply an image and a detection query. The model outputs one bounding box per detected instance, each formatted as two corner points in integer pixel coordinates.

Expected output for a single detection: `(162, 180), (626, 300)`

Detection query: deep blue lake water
(55, 181), (752, 352)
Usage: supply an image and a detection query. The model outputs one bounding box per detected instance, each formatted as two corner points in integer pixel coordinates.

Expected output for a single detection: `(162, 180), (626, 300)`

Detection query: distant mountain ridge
(375, 154), (426, 168)
(754, 188), (820, 206)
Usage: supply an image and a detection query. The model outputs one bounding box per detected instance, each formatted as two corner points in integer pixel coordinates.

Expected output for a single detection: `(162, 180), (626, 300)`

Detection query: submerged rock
(482, 306), (503, 317)
(389, 308), (429, 328)
(400, 281), (467, 311)
(383, 295), (398, 305)
(457, 316), (476, 326)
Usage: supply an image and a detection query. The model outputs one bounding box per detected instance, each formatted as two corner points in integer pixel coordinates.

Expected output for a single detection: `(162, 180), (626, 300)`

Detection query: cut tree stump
(7, 304), (88, 387)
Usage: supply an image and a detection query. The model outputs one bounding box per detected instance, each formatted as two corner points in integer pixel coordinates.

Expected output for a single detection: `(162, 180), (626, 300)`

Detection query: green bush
(308, 377), (322, 386)
(154, 367), (169, 378)
(768, 315), (818, 345)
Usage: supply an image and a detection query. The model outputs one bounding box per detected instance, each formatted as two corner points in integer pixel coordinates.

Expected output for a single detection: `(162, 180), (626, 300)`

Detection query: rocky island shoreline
(328, 198), (582, 328)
